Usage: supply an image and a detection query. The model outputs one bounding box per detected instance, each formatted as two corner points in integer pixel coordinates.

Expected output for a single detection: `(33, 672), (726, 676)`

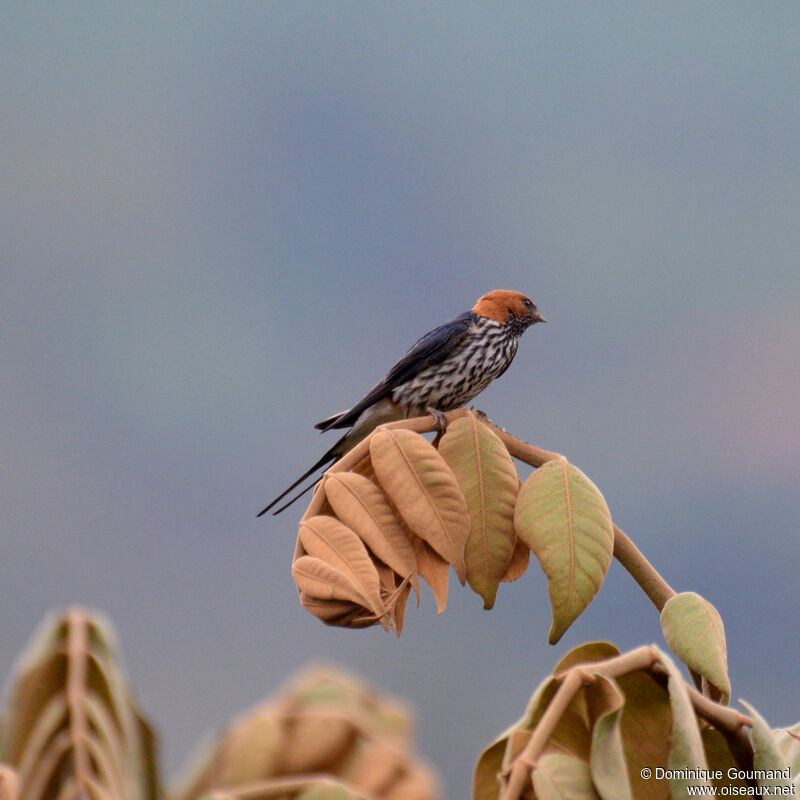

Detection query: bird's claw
(426, 407), (449, 437)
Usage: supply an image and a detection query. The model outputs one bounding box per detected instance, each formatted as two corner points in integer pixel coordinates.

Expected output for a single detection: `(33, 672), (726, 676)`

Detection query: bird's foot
(470, 407), (489, 421)
(426, 406), (449, 442)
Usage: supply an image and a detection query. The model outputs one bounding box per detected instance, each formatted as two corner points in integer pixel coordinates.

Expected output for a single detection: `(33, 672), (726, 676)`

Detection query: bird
(258, 289), (545, 516)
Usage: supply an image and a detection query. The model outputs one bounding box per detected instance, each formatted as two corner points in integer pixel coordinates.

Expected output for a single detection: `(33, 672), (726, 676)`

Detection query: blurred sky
(2, 4), (799, 797)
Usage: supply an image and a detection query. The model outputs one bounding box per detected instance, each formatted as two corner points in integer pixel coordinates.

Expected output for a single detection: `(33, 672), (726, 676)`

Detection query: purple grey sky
(2, 5), (799, 797)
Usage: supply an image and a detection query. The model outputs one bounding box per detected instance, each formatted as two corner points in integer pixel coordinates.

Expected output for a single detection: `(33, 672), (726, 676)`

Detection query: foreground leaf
(298, 783), (364, 800)
(3, 608), (159, 800)
(438, 415), (519, 608)
(173, 710), (282, 797)
(532, 753), (599, 800)
(472, 737), (506, 800)
(661, 592), (730, 703)
(615, 670), (672, 800)
(514, 459), (614, 643)
(701, 727), (747, 793)
(658, 647), (710, 797)
(0, 768), (17, 800)
(772, 722), (800, 789)
(740, 701), (793, 791)
(586, 676), (633, 800)
(175, 667), (437, 800)
(370, 429), (469, 583)
(473, 674), (561, 799)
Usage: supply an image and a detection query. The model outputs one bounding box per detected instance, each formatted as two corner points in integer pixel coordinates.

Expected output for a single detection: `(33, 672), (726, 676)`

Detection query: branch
(301, 410), (679, 616)
(482, 416), (677, 611)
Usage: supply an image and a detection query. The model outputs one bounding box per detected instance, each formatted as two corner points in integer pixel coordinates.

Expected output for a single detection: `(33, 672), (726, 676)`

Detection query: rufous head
(473, 290), (545, 325)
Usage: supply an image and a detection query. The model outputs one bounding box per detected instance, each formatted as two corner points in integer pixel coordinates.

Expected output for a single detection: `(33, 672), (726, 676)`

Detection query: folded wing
(316, 310), (477, 431)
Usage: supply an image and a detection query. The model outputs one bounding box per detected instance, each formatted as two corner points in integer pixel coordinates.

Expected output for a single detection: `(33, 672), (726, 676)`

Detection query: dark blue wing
(317, 310), (477, 431)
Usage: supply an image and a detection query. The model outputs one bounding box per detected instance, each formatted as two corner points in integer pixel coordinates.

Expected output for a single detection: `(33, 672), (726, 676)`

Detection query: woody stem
(482, 416), (677, 611)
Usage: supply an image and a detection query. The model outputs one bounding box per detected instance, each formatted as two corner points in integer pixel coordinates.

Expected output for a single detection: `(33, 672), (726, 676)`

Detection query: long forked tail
(313, 409), (347, 431)
(256, 433), (347, 517)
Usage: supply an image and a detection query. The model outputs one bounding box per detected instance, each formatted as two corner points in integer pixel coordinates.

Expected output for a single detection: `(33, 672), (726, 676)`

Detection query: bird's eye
(522, 298), (533, 309)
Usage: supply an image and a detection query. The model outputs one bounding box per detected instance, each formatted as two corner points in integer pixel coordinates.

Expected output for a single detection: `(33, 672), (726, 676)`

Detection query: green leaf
(772, 722), (800, 790)
(514, 459), (614, 643)
(661, 592), (730, 703)
(586, 676), (633, 800)
(656, 647), (710, 799)
(740, 701), (793, 791)
(438, 415), (519, 609)
(532, 753), (600, 800)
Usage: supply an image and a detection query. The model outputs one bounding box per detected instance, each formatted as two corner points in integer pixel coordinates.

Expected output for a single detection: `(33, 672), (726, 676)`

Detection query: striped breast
(390, 316), (521, 414)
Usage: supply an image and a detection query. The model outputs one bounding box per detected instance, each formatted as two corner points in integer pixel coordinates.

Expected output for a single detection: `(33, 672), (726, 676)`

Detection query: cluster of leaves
(175, 667), (437, 800)
(0, 610), (438, 800)
(474, 641), (800, 800)
(0, 609), (158, 800)
(292, 413), (614, 640)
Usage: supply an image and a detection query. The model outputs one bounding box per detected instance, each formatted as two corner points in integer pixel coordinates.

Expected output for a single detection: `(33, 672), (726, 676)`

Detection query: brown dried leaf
(175, 667), (432, 799)
(702, 726), (748, 793)
(337, 738), (406, 796)
(351, 453), (379, 483)
(374, 560), (398, 593)
(409, 533), (450, 614)
(173, 711), (282, 799)
(553, 641), (621, 675)
(372, 564), (411, 636)
(278, 714), (356, 774)
(298, 592), (377, 629)
(615, 670), (672, 800)
(500, 535), (530, 583)
(297, 782), (368, 799)
(383, 765), (439, 800)
(299, 516), (386, 620)
(370, 429), (469, 583)
(390, 583), (412, 637)
(0, 767), (18, 800)
(437, 415), (519, 609)
(324, 472), (420, 600)
(293, 555), (374, 608)
(215, 712), (282, 787)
